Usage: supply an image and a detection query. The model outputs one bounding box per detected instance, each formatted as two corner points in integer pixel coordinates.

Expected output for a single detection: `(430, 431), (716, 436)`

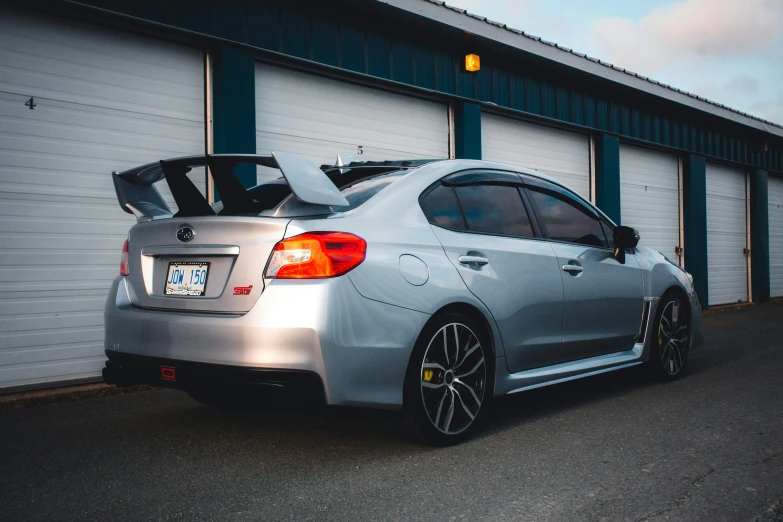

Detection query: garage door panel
(769, 176), (783, 297)
(482, 114), (590, 197)
(0, 295), (105, 316)
(0, 23), (204, 118)
(706, 164), (748, 305)
(256, 88), (442, 130)
(619, 145), (680, 261)
(0, 356), (106, 385)
(257, 109), (444, 153)
(255, 63), (448, 183)
(0, 9), (206, 388)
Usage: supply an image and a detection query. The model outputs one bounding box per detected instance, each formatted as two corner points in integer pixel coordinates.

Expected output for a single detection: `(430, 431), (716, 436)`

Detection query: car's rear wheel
(647, 293), (690, 381)
(400, 312), (491, 445)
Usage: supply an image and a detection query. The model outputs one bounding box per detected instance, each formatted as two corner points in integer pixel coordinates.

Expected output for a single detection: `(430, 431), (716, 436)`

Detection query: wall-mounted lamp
(465, 54), (480, 72)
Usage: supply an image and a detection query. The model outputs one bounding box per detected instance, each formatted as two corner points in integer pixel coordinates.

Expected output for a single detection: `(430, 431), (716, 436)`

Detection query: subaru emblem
(176, 226), (195, 242)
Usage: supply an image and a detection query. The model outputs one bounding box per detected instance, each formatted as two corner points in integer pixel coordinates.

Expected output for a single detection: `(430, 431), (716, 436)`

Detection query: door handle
(562, 265), (584, 274)
(458, 255), (489, 266)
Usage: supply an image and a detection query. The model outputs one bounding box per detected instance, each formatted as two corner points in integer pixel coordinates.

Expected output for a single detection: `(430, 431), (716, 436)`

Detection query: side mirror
(613, 226), (640, 264)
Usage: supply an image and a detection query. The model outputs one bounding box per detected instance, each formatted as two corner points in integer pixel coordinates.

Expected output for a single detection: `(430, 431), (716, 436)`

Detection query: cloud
(750, 94), (783, 124)
(590, 0), (783, 73)
(692, 74), (759, 103)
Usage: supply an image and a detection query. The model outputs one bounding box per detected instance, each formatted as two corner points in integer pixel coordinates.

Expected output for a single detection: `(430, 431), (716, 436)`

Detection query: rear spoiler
(112, 152), (349, 222)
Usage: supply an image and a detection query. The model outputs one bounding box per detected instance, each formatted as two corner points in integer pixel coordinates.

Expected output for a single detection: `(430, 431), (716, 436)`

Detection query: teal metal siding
(454, 102), (481, 160)
(213, 46), (256, 189)
(683, 155), (709, 307)
(72, 0), (782, 175)
(750, 170), (770, 302)
(594, 134), (621, 224)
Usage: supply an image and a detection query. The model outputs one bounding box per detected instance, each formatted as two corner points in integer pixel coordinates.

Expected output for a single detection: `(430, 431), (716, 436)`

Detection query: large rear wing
(112, 152), (349, 222)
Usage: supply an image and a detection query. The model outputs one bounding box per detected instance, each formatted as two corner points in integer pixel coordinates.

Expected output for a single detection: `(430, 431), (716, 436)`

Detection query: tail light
(120, 239), (130, 276)
(265, 232), (366, 279)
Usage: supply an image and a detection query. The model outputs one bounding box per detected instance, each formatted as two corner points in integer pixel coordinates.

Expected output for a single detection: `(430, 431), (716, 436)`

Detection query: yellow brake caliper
(423, 358), (433, 382)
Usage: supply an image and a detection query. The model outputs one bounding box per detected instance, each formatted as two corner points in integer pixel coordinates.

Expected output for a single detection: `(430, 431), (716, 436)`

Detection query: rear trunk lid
(112, 152), (352, 313)
(126, 216), (288, 313)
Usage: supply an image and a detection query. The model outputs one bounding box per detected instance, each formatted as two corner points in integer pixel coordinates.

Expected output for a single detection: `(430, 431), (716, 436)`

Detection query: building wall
(72, 0), (783, 177)
(2, 0), (782, 390)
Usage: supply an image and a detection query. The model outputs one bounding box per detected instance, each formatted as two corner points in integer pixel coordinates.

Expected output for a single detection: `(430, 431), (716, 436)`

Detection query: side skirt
(494, 344), (645, 396)
(493, 297), (659, 397)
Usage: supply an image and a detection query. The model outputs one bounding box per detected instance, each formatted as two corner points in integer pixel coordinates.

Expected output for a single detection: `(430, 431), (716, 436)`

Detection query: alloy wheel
(657, 300), (689, 375)
(420, 323), (486, 435)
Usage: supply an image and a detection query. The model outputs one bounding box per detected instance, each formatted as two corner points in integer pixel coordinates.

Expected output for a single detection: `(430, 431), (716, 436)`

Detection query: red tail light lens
(265, 232), (366, 279)
(120, 239), (130, 276)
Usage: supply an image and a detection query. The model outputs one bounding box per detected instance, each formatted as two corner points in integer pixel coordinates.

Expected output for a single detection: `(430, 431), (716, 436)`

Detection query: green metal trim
(594, 134), (621, 224)
(683, 154), (709, 308)
(750, 169), (770, 302)
(212, 45), (257, 192)
(454, 102), (481, 160)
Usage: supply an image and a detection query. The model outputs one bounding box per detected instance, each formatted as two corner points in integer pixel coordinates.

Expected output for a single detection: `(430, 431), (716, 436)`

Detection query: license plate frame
(164, 261), (210, 297)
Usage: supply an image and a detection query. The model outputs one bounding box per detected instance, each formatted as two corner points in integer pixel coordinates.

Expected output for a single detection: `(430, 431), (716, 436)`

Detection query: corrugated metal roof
(383, 0), (783, 134)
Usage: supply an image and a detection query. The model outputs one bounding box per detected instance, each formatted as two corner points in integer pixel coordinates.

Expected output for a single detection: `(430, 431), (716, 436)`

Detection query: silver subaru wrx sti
(103, 152), (703, 445)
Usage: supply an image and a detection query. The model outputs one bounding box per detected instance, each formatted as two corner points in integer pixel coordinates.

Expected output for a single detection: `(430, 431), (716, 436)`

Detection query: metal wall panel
(769, 175), (783, 297)
(70, 0), (783, 175)
(0, 9), (205, 389)
(254, 62), (449, 181)
(620, 145), (681, 262)
(706, 163), (749, 305)
(481, 114), (590, 198)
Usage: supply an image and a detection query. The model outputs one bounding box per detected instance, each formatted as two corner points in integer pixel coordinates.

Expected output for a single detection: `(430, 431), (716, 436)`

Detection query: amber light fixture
(465, 54), (480, 72)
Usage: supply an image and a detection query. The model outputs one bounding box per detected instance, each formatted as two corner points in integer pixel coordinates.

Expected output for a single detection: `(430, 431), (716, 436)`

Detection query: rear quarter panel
(285, 161), (507, 358)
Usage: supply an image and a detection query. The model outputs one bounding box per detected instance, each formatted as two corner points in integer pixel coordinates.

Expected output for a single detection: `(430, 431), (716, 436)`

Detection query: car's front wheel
(400, 312), (491, 445)
(647, 293), (690, 381)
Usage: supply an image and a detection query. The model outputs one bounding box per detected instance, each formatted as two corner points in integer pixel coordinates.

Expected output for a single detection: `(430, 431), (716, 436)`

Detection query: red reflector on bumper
(160, 366), (176, 380)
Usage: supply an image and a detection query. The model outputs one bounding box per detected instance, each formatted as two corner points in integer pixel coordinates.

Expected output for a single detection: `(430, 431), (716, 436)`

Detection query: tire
(399, 312), (492, 446)
(646, 292), (690, 381)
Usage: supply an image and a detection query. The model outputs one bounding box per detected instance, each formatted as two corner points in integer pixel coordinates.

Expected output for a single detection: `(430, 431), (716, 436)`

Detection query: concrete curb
(0, 383), (158, 412)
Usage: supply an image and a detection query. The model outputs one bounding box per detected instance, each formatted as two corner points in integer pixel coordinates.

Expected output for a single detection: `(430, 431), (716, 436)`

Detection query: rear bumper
(104, 276), (429, 409)
(103, 351), (325, 404)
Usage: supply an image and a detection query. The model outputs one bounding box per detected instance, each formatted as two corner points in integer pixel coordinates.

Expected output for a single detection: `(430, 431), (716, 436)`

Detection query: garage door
(0, 9), (206, 389)
(706, 164), (748, 305)
(255, 63), (449, 182)
(620, 145), (681, 263)
(482, 114), (590, 198)
(769, 175), (783, 298)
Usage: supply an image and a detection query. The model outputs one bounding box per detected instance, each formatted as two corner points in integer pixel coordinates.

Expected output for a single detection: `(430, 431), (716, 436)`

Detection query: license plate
(165, 262), (210, 296)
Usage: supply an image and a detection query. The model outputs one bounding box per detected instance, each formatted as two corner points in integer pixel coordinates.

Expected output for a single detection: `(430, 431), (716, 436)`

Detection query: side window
(454, 184), (535, 237)
(528, 189), (608, 247)
(420, 184), (466, 230)
(601, 220), (615, 249)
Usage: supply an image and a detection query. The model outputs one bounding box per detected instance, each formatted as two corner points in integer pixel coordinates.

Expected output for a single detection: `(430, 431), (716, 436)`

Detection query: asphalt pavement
(2, 302), (782, 521)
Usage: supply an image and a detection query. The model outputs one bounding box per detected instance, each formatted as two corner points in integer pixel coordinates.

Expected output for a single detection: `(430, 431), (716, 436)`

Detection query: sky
(445, 0), (783, 126)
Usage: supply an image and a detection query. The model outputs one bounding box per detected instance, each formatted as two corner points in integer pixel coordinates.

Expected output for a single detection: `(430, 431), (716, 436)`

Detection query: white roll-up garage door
(0, 9), (206, 389)
(482, 114), (590, 198)
(619, 145), (681, 263)
(255, 63), (449, 182)
(769, 175), (783, 298)
(706, 164), (749, 305)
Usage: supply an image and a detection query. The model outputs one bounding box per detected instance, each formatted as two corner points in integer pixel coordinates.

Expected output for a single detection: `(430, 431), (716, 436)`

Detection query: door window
(420, 184), (466, 230)
(454, 185), (535, 237)
(528, 189), (608, 247)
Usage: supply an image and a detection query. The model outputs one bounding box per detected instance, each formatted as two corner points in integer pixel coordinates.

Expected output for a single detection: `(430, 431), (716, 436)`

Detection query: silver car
(103, 152), (704, 445)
